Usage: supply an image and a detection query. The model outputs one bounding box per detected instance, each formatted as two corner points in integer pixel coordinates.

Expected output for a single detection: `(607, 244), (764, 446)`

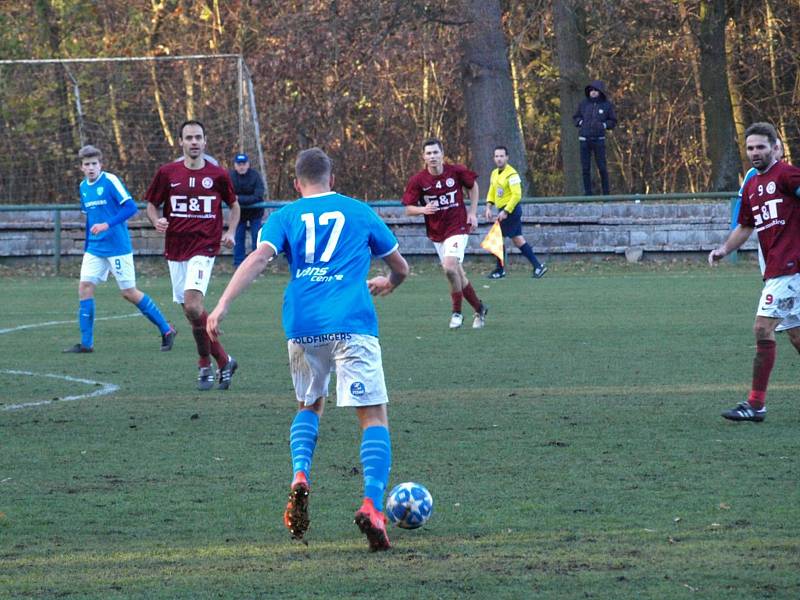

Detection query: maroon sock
(748, 339), (776, 409)
(210, 337), (229, 369)
(189, 312), (211, 363)
(451, 291), (463, 314)
(462, 283), (482, 312)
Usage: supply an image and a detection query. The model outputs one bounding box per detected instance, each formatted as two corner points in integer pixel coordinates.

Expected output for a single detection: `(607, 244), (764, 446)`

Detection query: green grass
(1, 259), (799, 599)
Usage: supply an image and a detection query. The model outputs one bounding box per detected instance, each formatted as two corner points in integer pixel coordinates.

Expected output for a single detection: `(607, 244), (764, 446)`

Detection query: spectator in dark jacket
(229, 153), (266, 266)
(573, 80), (617, 195)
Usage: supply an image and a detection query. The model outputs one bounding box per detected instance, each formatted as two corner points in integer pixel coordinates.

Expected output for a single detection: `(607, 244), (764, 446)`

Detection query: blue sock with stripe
(290, 410), (319, 479)
(136, 294), (170, 335)
(360, 425), (391, 511)
(79, 298), (94, 348)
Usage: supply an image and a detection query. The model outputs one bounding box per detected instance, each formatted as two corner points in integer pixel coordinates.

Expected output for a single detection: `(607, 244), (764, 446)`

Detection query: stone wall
(0, 201), (753, 259)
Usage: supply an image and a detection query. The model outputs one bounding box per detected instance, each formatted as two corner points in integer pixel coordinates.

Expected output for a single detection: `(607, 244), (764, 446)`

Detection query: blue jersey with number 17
(258, 192), (399, 339)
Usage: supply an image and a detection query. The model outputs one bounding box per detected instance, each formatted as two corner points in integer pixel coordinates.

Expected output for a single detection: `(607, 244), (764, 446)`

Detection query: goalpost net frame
(0, 54), (267, 203)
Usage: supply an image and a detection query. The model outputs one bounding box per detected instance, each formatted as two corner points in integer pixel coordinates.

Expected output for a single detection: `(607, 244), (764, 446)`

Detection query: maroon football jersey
(739, 160), (800, 279)
(145, 161), (236, 261)
(402, 163), (478, 242)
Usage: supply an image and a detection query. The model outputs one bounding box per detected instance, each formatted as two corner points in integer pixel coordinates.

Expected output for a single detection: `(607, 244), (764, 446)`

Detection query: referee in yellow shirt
(483, 146), (547, 279)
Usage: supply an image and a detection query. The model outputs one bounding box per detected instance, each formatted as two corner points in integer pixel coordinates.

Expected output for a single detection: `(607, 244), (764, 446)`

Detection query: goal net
(0, 54), (266, 204)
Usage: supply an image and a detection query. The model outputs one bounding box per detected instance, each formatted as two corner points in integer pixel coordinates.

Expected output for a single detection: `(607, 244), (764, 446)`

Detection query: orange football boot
(354, 498), (391, 551)
(284, 471), (310, 541)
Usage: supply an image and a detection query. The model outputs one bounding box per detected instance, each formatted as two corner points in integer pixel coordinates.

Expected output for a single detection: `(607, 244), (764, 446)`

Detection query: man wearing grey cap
(229, 153), (266, 267)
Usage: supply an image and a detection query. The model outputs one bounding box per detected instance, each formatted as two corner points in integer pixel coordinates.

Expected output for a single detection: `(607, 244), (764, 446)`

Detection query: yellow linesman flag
(480, 221), (504, 266)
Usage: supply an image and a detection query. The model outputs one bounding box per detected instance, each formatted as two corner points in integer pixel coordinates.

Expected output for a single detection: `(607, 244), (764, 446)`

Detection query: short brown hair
(179, 119), (205, 138)
(78, 145), (102, 161)
(423, 138), (443, 152)
(744, 122), (778, 145)
(295, 148), (332, 184)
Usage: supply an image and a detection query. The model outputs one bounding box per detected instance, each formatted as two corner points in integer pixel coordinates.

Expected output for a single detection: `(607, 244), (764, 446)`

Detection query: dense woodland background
(0, 0), (798, 202)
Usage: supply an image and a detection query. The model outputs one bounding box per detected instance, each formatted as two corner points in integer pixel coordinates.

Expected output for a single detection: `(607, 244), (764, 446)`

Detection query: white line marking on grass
(0, 313), (140, 335)
(0, 370), (119, 411)
(0, 313), (133, 410)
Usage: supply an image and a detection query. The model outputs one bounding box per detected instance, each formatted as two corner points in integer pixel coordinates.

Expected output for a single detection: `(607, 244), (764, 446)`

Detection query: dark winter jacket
(228, 168), (265, 220)
(572, 80), (617, 139)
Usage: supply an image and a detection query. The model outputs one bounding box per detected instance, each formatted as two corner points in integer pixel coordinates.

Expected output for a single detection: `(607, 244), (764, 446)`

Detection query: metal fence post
(54, 209), (62, 274)
(237, 55), (244, 152)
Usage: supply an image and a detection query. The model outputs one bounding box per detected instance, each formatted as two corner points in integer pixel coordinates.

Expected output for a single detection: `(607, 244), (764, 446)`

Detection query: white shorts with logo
(433, 234), (469, 264)
(776, 313), (800, 332)
(80, 252), (136, 289)
(287, 333), (388, 408)
(756, 274), (800, 327)
(167, 255), (215, 304)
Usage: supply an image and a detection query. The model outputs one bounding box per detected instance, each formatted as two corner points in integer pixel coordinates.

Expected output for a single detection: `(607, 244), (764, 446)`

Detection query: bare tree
(763, 0), (792, 163)
(696, 0), (741, 190)
(459, 0), (529, 194)
(146, 1), (174, 148)
(33, 0), (75, 202)
(678, 0), (708, 159)
(6, 0), (800, 203)
(552, 0), (589, 195)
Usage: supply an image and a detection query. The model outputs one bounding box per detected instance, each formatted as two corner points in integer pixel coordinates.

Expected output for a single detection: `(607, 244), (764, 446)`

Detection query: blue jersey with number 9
(258, 192), (398, 339)
(80, 172), (134, 257)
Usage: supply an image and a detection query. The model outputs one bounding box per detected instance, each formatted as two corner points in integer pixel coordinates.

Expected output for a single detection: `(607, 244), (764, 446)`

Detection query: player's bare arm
(405, 202), (439, 216)
(145, 202), (169, 233)
(221, 201), (241, 249)
(466, 182), (479, 232)
(708, 225), (754, 265)
(207, 242), (275, 341)
(90, 222), (110, 235)
(367, 250), (409, 296)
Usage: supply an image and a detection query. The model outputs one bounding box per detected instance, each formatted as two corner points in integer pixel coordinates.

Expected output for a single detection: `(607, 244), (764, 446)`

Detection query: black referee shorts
(499, 205), (523, 238)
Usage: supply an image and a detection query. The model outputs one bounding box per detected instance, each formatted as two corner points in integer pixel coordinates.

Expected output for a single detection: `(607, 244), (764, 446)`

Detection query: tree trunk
(179, 0), (195, 119)
(552, 0), (589, 196)
(696, 0), (740, 191)
(34, 0), (75, 202)
(678, 0), (708, 159)
(108, 80), (128, 163)
(99, 8), (128, 163)
(764, 0), (792, 163)
(724, 11), (748, 170)
(147, 1), (174, 148)
(460, 0), (529, 196)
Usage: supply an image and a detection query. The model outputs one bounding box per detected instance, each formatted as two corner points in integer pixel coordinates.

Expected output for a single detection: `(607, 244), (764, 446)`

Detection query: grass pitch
(1, 259), (799, 599)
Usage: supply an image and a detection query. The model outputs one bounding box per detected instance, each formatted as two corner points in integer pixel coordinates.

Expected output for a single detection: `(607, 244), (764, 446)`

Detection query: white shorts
(167, 255), (215, 304)
(756, 274), (800, 323)
(776, 313), (800, 332)
(80, 252), (136, 289)
(287, 333), (388, 408)
(433, 234), (469, 264)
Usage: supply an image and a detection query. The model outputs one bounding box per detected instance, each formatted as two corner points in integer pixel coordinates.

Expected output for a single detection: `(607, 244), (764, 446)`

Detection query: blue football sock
(519, 243), (542, 269)
(360, 425), (391, 511)
(136, 294), (170, 335)
(79, 298), (95, 348)
(290, 410), (319, 479)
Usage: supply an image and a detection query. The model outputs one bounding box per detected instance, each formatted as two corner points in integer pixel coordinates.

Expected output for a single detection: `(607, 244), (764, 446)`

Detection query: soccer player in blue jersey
(63, 145), (175, 353)
(207, 148), (409, 551)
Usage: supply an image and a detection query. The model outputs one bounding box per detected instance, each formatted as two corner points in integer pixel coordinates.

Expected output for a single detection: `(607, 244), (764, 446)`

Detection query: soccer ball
(386, 482), (433, 529)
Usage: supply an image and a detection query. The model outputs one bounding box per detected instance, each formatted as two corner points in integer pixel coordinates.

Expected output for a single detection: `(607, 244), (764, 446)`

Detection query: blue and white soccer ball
(386, 482), (433, 529)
